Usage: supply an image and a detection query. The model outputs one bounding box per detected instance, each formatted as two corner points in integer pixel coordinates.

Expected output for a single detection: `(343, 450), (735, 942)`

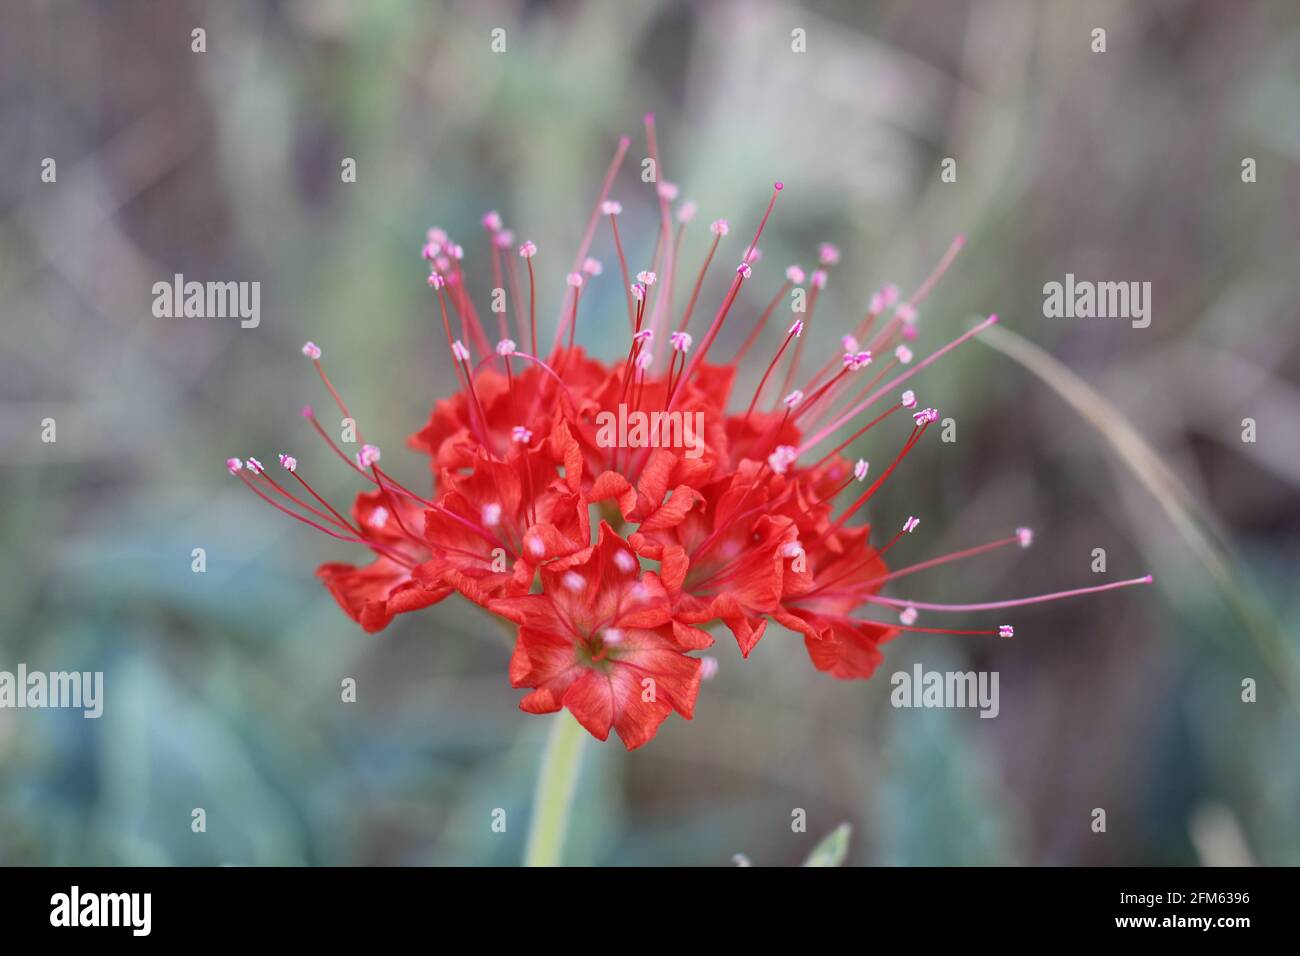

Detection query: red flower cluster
(230, 120), (1151, 749)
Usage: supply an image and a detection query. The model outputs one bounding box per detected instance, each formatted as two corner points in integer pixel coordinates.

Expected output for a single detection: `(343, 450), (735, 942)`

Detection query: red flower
(230, 123), (1152, 748)
(492, 523), (712, 750)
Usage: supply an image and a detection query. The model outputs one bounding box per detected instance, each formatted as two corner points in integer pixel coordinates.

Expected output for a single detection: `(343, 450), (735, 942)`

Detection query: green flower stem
(523, 710), (587, 867)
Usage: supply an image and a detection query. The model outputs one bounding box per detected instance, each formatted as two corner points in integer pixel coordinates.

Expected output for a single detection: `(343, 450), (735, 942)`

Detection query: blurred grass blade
(978, 323), (1299, 710)
(803, 823), (852, 867)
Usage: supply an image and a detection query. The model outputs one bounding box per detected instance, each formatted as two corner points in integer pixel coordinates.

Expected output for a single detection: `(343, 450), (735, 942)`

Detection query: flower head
(230, 127), (1151, 749)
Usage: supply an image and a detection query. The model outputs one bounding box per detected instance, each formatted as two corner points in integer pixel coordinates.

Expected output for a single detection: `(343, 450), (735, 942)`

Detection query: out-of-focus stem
(523, 711), (587, 867)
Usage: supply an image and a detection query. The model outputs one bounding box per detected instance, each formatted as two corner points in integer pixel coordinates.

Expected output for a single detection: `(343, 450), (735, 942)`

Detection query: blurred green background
(1, 0), (1297, 865)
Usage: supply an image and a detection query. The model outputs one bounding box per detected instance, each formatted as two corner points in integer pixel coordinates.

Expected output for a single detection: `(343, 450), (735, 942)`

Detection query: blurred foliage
(0, 0), (1297, 865)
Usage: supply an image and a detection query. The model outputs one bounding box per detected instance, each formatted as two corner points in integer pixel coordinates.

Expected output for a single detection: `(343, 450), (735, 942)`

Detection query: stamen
(798, 315), (997, 455)
(742, 321), (801, 424)
(546, 134), (629, 355)
(675, 230), (723, 340)
(828, 422), (928, 532)
(861, 575), (1155, 613)
(643, 113), (678, 348)
(519, 241), (539, 357)
(861, 533), (1023, 589)
(767, 444), (797, 475)
(608, 206), (636, 328)
(235, 471), (416, 568)
(734, 280), (794, 365)
(668, 182), (784, 409)
(562, 273), (584, 354)
(304, 345), (363, 445)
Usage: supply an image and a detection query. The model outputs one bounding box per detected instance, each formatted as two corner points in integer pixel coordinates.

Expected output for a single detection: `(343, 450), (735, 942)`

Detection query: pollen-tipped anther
(767, 445), (797, 475)
(843, 350), (872, 371)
